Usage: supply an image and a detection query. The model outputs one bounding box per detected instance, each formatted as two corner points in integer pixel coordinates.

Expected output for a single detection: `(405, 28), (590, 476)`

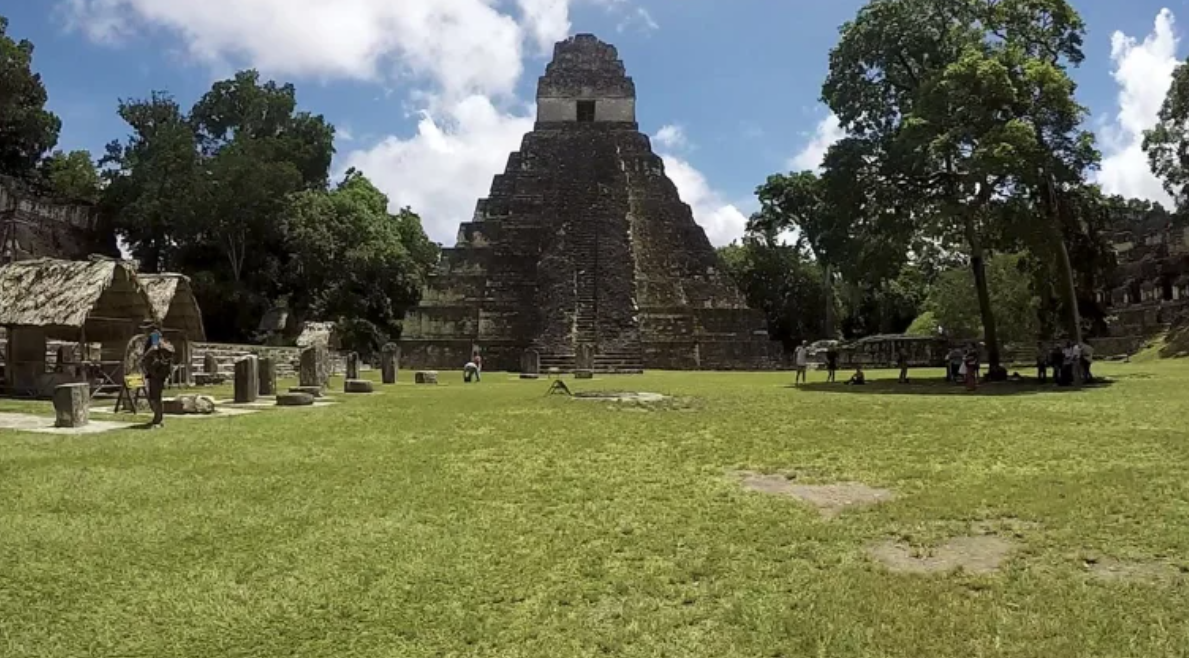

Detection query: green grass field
(2, 362), (1188, 657)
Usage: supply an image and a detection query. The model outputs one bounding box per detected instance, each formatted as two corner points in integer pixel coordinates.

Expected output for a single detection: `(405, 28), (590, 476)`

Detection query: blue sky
(5, 1), (1186, 244)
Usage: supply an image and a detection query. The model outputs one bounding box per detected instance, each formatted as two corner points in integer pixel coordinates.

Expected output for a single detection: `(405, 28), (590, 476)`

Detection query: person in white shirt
(794, 340), (809, 385)
(1080, 342), (1094, 382)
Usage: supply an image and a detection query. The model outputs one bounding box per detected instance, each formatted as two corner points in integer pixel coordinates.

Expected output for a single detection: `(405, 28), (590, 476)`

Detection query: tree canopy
(0, 15), (61, 180)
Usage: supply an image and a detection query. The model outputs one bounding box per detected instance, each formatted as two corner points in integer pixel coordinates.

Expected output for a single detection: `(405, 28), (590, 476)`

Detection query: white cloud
(517, 0), (572, 55)
(1097, 9), (1179, 207)
(341, 96), (534, 244)
(64, 0), (735, 247)
(788, 113), (844, 172)
(657, 153), (750, 246)
(617, 7), (660, 34)
(64, 0), (527, 99)
(654, 124), (687, 150)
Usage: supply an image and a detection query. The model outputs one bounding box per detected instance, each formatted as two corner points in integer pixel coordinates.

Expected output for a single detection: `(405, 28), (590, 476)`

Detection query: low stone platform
(0, 412), (134, 435)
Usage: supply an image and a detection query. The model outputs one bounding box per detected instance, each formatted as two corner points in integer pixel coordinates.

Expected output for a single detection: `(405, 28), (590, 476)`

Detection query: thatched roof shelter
(0, 257), (155, 342)
(138, 273), (206, 341)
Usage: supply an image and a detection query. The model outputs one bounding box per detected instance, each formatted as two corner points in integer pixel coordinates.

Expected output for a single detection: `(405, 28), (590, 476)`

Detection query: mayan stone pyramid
(400, 34), (779, 373)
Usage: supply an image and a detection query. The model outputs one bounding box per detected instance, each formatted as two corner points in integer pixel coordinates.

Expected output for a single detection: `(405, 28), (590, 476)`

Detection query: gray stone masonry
(234, 356), (259, 404)
(400, 34), (779, 373)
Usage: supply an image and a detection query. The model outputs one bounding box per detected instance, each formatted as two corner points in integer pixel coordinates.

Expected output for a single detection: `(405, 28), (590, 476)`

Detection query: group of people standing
(1037, 341), (1094, 385)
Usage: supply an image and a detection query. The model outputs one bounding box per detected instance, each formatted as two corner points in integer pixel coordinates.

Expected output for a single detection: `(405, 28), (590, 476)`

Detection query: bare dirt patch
(867, 536), (1017, 575)
(732, 471), (896, 518)
(1084, 557), (1185, 585)
(572, 391), (668, 403)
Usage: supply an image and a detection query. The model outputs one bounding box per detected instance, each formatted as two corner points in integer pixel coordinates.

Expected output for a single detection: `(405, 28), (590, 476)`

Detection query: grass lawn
(2, 361), (1188, 657)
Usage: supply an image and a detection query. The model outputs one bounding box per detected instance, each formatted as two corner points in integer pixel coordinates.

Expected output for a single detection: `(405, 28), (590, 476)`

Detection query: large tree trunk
(964, 218), (1002, 375)
(822, 262), (836, 339)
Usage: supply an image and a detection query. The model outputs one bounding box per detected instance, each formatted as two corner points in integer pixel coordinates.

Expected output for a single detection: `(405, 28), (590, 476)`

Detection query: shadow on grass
(794, 377), (1116, 397)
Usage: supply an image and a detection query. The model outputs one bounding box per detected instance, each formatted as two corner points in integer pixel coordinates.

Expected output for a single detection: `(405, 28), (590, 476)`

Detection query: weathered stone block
(521, 348), (540, 375)
(259, 357), (277, 396)
(52, 383), (89, 428)
(346, 352), (360, 380)
(289, 386), (324, 398)
(276, 392), (315, 407)
(163, 395), (216, 415)
(381, 343), (399, 384)
(203, 353), (219, 374)
(574, 369), (594, 380)
(415, 371), (439, 385)
(298, 346), (328, 388)
(234, 356), (259, 404)
(344, 379), (374, 394)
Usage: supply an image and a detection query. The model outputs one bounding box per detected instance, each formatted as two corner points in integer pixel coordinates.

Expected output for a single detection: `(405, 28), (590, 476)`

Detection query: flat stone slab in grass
(733, 471), (895, 518)
(1084, 557), (1186, 585)
(0, 412), (134, 435)
(867, 536), (1017, 575)
(90, 405), (259, 418)
(344, 379), (375, 394)
(276, 392), (316, 407)
(289, 386), (326, 398)
(573, 391), (668, 403)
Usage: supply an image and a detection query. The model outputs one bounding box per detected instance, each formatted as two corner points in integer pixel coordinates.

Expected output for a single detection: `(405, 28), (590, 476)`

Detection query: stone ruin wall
(0, 177), (114, 261)
(1099, 221), (1189, 354)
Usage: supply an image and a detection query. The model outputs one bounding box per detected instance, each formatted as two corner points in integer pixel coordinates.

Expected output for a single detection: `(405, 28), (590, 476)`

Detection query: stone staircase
(538, 353), (577, 372)
(594, 347), (644, 374)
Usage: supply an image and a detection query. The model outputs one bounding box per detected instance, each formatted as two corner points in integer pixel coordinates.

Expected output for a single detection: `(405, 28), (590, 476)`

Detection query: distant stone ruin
(0, 176), (115, 263)
(400, 34), (779, 373)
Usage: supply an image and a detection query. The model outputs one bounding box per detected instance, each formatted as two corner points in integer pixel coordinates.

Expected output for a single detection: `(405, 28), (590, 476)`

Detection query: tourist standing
(794, 340), (809, 385)
(825, 346), (839, 383)
(138, 321), (174, 428)
(963, 343), (979, 392)
(1036, 342), (1049, 383)
(947, 347), (963, 383)
(1049, 344), (1065, 385)
(897, 350), (909, 383)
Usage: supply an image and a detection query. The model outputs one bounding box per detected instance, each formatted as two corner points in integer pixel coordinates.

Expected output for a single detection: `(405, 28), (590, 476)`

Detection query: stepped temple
(400, 35), (780, 373)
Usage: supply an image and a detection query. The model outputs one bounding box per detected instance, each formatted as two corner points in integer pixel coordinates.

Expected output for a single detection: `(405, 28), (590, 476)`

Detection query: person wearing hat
(137, 320), (174, 428)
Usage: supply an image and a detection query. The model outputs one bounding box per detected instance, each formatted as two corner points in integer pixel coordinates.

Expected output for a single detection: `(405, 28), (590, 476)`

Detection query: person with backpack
(138, 321), (175, 428)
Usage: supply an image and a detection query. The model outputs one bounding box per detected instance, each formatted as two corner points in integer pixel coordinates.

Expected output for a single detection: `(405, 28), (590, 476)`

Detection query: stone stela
(400, 34), (779, 374)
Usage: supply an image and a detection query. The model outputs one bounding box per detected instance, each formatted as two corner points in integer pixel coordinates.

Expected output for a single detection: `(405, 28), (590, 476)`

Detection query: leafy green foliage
(0, 16), (61, 179)
(820, 0), (1098, 362)
(1144, 61), (1189, 208)
(718, 240), (830, 346)
(101, 71), (434, 343)
(39, 149), (100, 202)
(923, 253), (1039, 343)
(286, 169), (440, 354)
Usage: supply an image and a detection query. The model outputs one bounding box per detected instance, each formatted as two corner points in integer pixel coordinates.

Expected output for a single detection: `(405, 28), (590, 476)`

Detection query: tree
(751, 172), (839, 337)
(1144, 60), (1189, 208)
(102, 71), (337, 340)
(822, 0), (1096, 375)
(0, 16), (61, 179)
(719, 239), (831, 347)
(101, 92), (201, 273)
(285, 169), (439, 354)
(40, 150), (100, 202)
(922, 253), (1039, 345)
(184, 70), (335, 286)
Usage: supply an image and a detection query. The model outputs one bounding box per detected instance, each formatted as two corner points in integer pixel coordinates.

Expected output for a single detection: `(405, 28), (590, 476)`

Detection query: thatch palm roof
(0, 257), (155, 341)
(139, 273), (206, 341)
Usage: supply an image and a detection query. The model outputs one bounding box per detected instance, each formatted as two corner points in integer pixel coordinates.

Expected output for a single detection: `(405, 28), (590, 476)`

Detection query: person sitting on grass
(846, 365), (866, 386)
